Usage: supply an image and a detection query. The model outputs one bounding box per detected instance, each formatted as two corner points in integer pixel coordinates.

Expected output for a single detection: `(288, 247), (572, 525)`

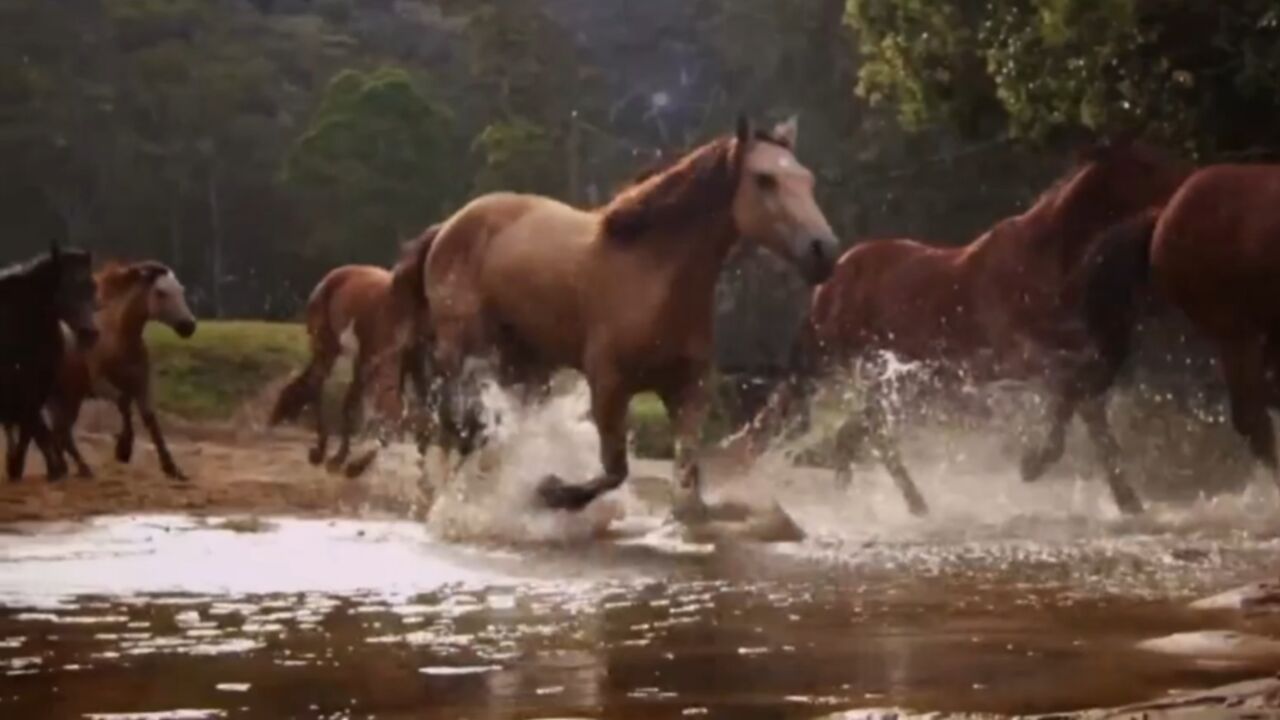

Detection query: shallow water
(5, 384), (1280, 718)
(2, 504), (1280, 720)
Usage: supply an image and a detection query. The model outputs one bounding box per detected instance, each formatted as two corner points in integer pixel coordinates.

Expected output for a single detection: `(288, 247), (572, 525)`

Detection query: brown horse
(270, 225), (438, 476)
(46, 261), (197, 479)
(732, 139), (1190, 515)
(424, 116), (839, 520)
(1079, 164), (1280, 490)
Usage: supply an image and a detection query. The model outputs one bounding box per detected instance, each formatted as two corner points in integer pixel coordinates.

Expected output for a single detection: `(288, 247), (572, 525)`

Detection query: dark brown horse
(1, 243), (98, 481)
(270, 225), (438, 476)
(730, 139), (1190, 515)
(1079, 164), (1280, 489)
(424, 116), (839, 520)
(46, 261), (197, 479)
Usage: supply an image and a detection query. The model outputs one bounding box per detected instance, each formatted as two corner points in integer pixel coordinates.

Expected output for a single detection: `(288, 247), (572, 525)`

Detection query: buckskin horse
(729, 139), (1190, 516)
(270, 224), (438, 477)
(1, 243), (98, 481)
(43, 261), (198, 480)
(1079, 163), (1280, 493)
(424, 116), (839, 521)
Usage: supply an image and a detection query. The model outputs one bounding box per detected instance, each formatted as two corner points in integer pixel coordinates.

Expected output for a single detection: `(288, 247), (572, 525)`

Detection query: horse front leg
(136, 388), (185, 480)
(662, 377), (712, 524)
(537, 371), (630, 511)
(1020, 390), (1074, 484)
(30, 417), (66, 481)
(115, 397), (135, 464)
(6, 424), (30, 481)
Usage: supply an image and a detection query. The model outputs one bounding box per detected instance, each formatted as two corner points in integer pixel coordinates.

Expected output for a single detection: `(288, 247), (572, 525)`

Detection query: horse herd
(4, 115), (1279, 525)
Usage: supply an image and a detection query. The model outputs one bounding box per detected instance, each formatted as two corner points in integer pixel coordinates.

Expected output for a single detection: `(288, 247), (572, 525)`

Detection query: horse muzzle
(173, 320), (197, 339)
(800, 236), (838, 285)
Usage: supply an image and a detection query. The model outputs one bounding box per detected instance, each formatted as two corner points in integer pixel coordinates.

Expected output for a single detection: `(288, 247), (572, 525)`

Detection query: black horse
(1, 242), (98, 481)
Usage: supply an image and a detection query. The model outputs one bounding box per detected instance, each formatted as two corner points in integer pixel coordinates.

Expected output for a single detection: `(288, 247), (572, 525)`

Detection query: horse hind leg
(1079, 398), (1142, 514)
(5, 424), (29, 481)
(327, 353), (367, 474)
(864, 397), (927, 516)
(1220, 336), (1280, 488)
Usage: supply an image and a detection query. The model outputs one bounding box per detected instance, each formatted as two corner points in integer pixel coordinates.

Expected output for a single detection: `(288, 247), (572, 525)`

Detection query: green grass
(146, 320), (310, 420)
(145, 320), (742, 457)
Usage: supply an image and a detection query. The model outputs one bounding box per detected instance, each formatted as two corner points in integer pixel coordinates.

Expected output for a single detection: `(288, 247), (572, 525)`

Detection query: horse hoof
(115, 447), (133, 464)
(536, 475), (594, 512)
(1019, 454), (1047, 483)
(1114, 489), (1144, 516)
(165, 468), (188, 482)
(345, 451), (378, 479)
(308, 448), (326, 466)
(906, 496), (929, 517)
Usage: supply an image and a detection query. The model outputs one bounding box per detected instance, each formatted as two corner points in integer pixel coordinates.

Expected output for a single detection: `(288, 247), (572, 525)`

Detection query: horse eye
(754, 173), (778, 191)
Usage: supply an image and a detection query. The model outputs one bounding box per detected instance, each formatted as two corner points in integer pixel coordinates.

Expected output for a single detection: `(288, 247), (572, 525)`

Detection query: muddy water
(1, 505), (1279, 720)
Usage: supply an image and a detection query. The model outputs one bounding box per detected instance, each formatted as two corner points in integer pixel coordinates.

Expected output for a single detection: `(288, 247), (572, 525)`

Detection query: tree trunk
(170, 176), (184, 269)
(207, 167), (224, 318)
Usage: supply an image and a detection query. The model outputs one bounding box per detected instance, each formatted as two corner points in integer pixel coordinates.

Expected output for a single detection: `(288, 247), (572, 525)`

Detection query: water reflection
(0, 516), (1278, 718)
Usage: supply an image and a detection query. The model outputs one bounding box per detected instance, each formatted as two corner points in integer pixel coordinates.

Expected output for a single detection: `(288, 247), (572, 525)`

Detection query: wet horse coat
(734, 140), (1190, 515)
(1081, 164), (1280, 489)
(424, 116), (839, 518)
(46, 261), (197, 479)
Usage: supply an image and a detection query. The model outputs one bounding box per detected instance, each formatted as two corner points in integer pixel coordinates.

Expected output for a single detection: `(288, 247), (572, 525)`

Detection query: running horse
(424, 116), (839, 520)
(270, 225), (439, 476)
(1079, 163), (1280, 492)
(1, 242), (98, 481)
(730, 139), (1190, 515)
(44, 261), (198, 479)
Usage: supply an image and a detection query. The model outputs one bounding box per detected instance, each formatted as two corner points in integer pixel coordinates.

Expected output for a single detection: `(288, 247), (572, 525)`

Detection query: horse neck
(648, 213), (739, 313)
(100, 288), (150, 347)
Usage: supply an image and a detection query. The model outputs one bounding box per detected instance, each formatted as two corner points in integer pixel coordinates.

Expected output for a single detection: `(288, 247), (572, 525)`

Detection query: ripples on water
(2, 380), (1280, 718)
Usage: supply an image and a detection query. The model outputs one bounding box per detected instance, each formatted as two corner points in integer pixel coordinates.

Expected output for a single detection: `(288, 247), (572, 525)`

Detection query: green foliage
(283, 67), (459, 255)
(845, 0), (1280, 155)
(471, 118), (561, 195)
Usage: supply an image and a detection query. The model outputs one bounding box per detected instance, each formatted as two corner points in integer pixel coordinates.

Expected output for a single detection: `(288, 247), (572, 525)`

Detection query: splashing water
(424, 382), (627, 544)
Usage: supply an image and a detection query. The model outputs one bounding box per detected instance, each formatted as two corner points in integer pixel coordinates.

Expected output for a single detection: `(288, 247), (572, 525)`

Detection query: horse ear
(736, 114), (751, 145)
(773, 115), (799, 148)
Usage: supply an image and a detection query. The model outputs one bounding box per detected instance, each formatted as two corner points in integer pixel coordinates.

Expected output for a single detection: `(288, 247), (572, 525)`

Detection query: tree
(283, 67), (459, 257)
(844, 0), (1280, 157)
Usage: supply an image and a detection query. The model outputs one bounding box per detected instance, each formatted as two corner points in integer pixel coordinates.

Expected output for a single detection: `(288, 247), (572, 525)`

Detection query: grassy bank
(146, 321), (310, 420)
(145, 320), (723, 456)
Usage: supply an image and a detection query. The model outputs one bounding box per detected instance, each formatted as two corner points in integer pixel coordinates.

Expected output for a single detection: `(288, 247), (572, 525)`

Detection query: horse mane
(95, 260), (171, 301)
(389, 223), (440, 312)
(601, 129), (792, 241)
(0, 248), (90, 286)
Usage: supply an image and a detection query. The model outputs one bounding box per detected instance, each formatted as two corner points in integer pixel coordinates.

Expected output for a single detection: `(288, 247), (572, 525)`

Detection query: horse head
(730, 115), (839, 285)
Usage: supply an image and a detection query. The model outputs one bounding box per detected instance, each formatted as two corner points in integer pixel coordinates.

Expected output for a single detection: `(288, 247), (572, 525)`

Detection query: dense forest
(3, 0), (1279, 366)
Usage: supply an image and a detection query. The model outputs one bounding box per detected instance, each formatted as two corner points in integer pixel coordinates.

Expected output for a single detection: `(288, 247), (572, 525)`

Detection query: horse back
(1152, 164), (1280, 329)
(811, 238), (971, 360)
(306, 265), (393, 351)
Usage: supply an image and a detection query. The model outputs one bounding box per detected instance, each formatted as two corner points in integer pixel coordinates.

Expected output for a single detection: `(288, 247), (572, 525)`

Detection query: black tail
(1080, 208), (1160, 373)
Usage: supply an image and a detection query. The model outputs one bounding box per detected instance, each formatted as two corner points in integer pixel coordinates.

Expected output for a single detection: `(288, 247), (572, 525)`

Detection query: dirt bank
(0, 425), (434, 524)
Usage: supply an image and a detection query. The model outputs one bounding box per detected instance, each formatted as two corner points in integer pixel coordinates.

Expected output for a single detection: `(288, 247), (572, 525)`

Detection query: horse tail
(390, 222), (442, 320)
(269, 272), (343, 425)
(1079, 208), (1160, 372)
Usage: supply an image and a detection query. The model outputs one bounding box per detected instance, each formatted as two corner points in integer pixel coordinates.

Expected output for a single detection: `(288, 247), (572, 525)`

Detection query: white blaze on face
(150, 271), (196, 328)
